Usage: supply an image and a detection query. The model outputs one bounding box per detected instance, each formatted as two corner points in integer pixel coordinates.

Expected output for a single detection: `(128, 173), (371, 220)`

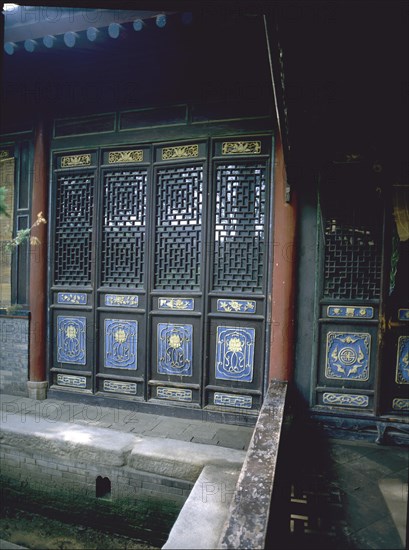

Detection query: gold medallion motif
(169, 334), (182, 349)
(114, 329), (127, 344)
(228, 337), (243, 353)
(65, 325), (77, 339)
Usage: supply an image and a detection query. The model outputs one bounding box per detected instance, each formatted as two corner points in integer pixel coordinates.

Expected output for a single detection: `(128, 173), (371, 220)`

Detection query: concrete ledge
(163, 464), (241, 550)
(129, 437), (246, 482)
(1, 412), (245, 475)
(0, 414), (138, 467)
(218, 380), (288, 549)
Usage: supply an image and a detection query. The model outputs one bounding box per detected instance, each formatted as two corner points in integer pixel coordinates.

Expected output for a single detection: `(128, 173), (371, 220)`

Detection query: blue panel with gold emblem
(157, 323), (193, 376)
(215, 326), (255, 382)
(325, 332), (370, 381)
(327, 306), (373, 319)
(105, 295), (139, 308)
(57, 292), (87, 305)
(158, 298), (194, 311)
(105, 319), (138, 370)
(396, 336), (409, 384)
(57, 316), (86, 365)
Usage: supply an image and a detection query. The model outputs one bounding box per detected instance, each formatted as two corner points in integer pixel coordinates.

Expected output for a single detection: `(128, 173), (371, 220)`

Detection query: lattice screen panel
(154, 165), (203, 290)
(323, 219), (382, 300)
(101, 169), (147, 288)
(213, 163), (266, 293)
(54, 172), (94, 285)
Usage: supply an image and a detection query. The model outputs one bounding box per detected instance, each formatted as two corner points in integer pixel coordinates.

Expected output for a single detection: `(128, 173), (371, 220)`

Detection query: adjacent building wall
(0, 315), (29, 396)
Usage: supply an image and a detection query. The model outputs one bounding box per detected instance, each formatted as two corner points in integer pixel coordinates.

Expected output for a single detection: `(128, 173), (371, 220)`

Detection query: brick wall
(0, 316), (29, 396)
(0, 442), (193, 546)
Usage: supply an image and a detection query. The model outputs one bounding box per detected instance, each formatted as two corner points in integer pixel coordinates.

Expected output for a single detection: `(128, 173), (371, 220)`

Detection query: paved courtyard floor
(275, 423), (408, 549)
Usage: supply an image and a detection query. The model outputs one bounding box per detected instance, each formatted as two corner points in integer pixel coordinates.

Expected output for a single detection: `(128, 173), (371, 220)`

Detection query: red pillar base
(27, 379), (48, 401)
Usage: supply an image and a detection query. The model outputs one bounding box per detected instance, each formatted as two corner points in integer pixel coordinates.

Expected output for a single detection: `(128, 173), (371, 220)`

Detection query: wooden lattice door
(49, 137), (272, 417)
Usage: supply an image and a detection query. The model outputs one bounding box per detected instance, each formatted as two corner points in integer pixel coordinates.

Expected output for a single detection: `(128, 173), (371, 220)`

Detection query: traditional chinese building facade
(1, 1), (408, 443)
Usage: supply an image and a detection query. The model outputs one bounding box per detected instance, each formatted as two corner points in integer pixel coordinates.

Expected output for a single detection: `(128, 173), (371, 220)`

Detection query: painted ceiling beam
(4, 8), (174, 42)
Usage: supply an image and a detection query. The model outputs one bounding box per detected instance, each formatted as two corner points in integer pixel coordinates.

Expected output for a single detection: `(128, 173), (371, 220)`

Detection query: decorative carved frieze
(221, 141), (261, 155)
(108, 150), (143, 163)
(162, 144), (199, 160)
(323, 392), (369, 407)
(61, 154), (91, 167)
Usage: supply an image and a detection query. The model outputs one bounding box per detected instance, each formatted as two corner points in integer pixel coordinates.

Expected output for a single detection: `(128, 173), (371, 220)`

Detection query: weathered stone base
(27, 380), (48, 400)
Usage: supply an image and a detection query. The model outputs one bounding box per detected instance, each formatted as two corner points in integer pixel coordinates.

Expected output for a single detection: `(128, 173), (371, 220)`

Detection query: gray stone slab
(163, 464), (241, 550)
(348, 515), (404, 550)
(214, 429), (251, 450)
(0, 395), (20, 404)
(378, 477), (408, 547)
(181, 423), (219, 436)
(327, 439), (380, 464)
(158, 418), (193, 430)
(345, 453), (408, 483)
(190, 436), (217, 445)
(370, 448), (409, 474)
(0, 414), (137, 466)
(330, 461), (379, 494)
(128, 437), (246, 482)
(0, 394), (254, 447)
(145, 421), (188, 437)
(1, 403), (246, 488)
(339, 488), (388, 533)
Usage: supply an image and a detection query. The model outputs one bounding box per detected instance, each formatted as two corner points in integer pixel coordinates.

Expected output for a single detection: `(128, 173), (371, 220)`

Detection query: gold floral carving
(108, 150), (143, 163)
(169, 334), (182, 349)
(222, 141), (261, 155)
(61, 154), (91, 167)
(162, 145), (199, 160)
(159, 298), (193, 310)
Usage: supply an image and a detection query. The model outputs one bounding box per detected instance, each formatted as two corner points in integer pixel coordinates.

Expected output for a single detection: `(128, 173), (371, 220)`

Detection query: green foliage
(1, 188), (47, 250)
(4, 228), (32, 251)
(4, 211), (47, 252)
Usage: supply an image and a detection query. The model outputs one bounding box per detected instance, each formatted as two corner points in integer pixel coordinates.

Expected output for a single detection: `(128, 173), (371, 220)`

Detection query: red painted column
(269, 134), (298, 382)
(27, 120), (48, 399)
